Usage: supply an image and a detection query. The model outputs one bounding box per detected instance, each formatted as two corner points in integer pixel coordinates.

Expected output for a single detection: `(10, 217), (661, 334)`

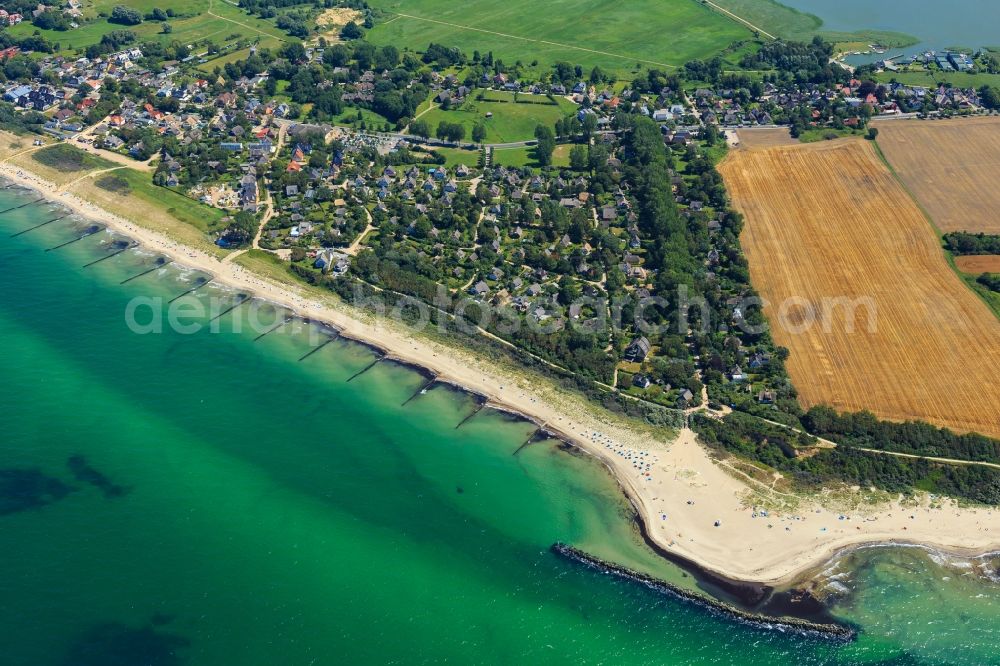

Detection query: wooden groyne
(83, 241), (136, 268)
(167, 277), (210, 304)
(208, 294), (250, 323)
(9, 213), (68, 237)
(401, 376), (438, 406)
(512, 426), (543, 456)
(45, 224), (102, 251)
(346, 356), (383, 382)
(455, 401), (487, 429)
(550, 543), (856, 641)
(254, 316), (291, 342)
(0, 196), (44, 215)
(298, 332), (339, 361)
(120, 258), (170, 284)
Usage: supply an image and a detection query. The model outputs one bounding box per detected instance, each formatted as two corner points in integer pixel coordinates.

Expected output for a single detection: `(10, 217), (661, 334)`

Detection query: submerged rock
(62, 621), (189, 666)
(0, 468), (74, 516)
(67, 455), (128, 498)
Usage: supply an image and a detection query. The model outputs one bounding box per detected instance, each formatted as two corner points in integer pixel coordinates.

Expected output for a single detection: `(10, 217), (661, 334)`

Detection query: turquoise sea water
(0, 186), (998, 665)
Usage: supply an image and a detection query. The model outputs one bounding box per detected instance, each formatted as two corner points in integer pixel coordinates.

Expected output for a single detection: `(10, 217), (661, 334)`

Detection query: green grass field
(333, 107), (395, 131)
(366, 0), (751, 77)
(876, 68), (1000, 89)
(420, 93), (577, 144)
(428, 147), (482, 168)
(705, 0), (820, 39)
(492, 143), (574, 168)
(797, 127), (864, 143)
(9, 0), (285, 60)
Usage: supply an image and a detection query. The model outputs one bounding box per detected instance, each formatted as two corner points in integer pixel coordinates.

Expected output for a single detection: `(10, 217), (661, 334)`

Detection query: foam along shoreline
(2, 161), (1000, 595)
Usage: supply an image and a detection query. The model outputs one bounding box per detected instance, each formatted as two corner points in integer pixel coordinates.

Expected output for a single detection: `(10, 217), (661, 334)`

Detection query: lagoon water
(0, 186), (999, 664)
(777, 0), (1000, 55)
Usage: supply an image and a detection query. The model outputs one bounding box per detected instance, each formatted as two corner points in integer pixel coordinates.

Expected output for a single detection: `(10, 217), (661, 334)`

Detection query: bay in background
(776, 0), (1000, 58)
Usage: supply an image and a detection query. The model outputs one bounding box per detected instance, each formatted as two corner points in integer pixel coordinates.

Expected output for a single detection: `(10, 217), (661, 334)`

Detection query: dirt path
(856, 448), (1000, 470)
(59, 165), (127, 192)
(343, 207), (373, 256)
(732, 412), (1000, 471)
(72, 121), (156, 173)
(222, 123), (286, 264)
(701, 0), (776, 40)
(207, 0), (286, 43)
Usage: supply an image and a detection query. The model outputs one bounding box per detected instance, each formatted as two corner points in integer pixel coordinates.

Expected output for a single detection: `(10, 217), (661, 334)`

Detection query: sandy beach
(2, 159), (998, 588)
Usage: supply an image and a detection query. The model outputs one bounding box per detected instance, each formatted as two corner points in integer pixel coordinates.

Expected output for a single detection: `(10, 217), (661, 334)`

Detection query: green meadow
(492, 142), (575, 168)
(429, 143), (575, 169)
(704, 0), (821, 39)
(8, 0), (285, 61)
(366, 0), (752, 76)
(420, 92), (577, 144)
(875, 67), (1000, 89)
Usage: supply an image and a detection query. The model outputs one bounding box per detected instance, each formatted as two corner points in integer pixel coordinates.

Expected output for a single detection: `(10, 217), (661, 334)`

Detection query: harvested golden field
(720, 139), (1000, 439)
(955, 255), (1000, 274)
(874, 117), (1000, 234)
(734, 127), (797, 149)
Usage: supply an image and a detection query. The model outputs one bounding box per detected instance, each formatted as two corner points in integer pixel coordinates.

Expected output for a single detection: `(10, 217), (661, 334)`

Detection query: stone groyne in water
(551, 543), (857, 641)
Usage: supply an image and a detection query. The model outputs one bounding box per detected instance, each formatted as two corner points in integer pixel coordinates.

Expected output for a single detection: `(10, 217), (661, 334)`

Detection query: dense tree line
(943, 231), (1000, 255)
(219, 211), (258, 247)
(977, 272), (1000, 292)
(802, 406), (1000, 464)
(83, 30), (136, 59)
(979, 85), (1000, 110)
(423, 43), (466, 68)
(694, 412), (1000, 504)
(740, 37), (847, 85)
(0, 100), (46, 133)
(32, 9), (74, 31)
(109, 5), (143, 26)
(434, 121), (465, 142)
(240, 0), (317, 11)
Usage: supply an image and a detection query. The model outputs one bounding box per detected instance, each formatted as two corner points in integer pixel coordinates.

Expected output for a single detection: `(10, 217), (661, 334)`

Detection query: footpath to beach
(2, 158), (999, 588)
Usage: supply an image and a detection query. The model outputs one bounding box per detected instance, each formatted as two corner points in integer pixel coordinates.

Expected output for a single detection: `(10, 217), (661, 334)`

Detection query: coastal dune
(2, 157), (999, 589)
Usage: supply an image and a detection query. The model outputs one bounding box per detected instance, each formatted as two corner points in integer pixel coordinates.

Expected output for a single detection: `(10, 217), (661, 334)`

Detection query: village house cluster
(0, 21), (989, 414)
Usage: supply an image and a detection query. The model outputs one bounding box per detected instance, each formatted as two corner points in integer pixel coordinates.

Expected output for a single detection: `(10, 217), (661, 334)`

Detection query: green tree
(569, 144), (588, 171)
(410, 118), (431, 139)
(340, 21), (363, 40)
(534, 124), (556, 167)
(581, 112), (598, 141)
(978, 85), (1000, 110)
(109, 6), (142, 25)
(471, 123), (487, 144)
(279, 41), (307, 63)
